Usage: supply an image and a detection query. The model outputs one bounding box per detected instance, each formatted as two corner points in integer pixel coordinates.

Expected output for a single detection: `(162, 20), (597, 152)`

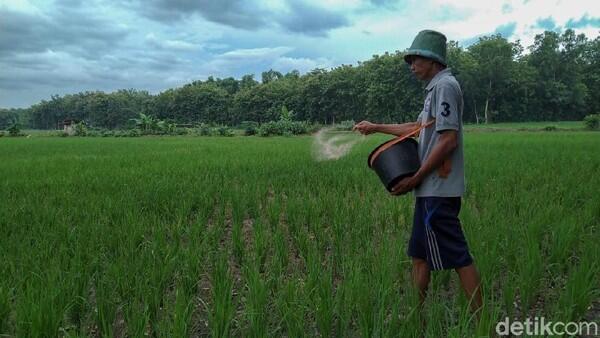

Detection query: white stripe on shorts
(427, 227), (444, 270)
(424, 202), (444, 270)
(425, 228), (439, 269)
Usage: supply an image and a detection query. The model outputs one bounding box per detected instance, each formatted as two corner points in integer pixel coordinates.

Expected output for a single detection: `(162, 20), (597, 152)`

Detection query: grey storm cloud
(0, 7), (128, 60)
(0, 50), (124, 91)
(0, 8), (167, 107)
(135, 0), (268, 29)
(566, 14), (600, 29)
(0, 3), (135, 104)
(133, 0), (349, 37)
(276, 1), (350, 37)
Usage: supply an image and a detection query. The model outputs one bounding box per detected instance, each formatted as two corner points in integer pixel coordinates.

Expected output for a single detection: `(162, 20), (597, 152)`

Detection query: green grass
(464, 120), (585, 131)
(1, 131), (599, 337)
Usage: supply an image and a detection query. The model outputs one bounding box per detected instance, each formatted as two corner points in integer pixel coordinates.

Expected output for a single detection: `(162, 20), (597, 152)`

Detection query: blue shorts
(408, 197), (473, 271)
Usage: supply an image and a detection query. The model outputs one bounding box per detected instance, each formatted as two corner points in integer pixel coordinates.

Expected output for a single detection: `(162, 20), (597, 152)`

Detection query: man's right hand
(353, 121), (377, 135)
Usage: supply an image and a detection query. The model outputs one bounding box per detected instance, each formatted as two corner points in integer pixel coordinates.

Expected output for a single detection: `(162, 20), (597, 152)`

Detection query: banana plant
(130, 113), (158, 133)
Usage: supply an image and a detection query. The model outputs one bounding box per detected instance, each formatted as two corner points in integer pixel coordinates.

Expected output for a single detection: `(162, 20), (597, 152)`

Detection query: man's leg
(412, 257), (431, 305)
(455, 263), (482, 313)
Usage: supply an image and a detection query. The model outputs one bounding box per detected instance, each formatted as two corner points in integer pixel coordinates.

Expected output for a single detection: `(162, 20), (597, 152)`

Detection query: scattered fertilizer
(312, 128), (364, 161)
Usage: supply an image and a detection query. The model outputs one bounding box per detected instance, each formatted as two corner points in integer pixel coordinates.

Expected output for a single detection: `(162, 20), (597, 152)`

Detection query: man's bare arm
(412, 130), (457, 182)
(353, 120), (420, 137)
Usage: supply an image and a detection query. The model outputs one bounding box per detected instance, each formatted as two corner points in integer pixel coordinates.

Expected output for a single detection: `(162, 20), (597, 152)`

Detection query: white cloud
(348, 0), (598, 49)
(194, 47), (294, 78)
(145, 33), (199, 51)
(271, 56), (334, 73)
(0, 0), (40, 13)
(218, 47), (294, 60)
(430, 0), (599, 47)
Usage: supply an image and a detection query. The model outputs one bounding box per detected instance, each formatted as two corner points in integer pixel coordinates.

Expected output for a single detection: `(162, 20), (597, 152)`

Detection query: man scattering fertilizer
(353, 30), (483, 316)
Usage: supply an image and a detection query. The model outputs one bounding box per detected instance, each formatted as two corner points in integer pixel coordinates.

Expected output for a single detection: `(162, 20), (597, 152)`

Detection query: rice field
(463, 120), (585, 131)
(1, 131), (599, 337)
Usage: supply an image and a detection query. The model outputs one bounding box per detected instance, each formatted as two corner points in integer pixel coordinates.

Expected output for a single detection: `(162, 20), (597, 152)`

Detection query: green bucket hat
(403, 30), (447, 66)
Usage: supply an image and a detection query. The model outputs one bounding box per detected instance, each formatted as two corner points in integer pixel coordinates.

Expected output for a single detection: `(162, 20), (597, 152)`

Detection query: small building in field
(58, 119), (80, 135)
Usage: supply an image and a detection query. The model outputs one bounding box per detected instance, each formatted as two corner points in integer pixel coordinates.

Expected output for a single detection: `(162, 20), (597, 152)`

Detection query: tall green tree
(526, 31), (566, 121)
(582, 35), (600, 114)
(467, 35), (517, 123)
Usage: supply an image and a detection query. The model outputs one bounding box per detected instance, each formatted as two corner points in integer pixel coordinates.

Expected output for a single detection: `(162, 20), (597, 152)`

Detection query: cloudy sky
(1, 0), (599, 108)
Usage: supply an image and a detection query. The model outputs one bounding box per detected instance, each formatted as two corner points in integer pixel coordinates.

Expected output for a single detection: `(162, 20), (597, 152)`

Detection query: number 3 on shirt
(441, 102), (451, 117)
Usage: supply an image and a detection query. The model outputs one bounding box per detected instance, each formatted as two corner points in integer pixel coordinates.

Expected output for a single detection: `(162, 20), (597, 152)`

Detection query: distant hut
(58, 119), (79, 135)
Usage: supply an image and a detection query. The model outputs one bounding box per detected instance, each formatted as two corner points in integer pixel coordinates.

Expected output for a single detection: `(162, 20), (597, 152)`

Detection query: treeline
(2, 29), (599, 130)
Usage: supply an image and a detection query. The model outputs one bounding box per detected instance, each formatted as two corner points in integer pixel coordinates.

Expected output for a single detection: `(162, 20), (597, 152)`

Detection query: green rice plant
(502, 271), (517, 318)
(172, 288), (195, 337)
(93, 275), (120, 337)
(304, 246), (334, 337)
(251, 221), (270, 271)
(553, 239), (599, 322)
(332, 273), (353, 335)
(474, 294), (502, 338)
(350, 266), (376, 337)
(208, 254), (234, 338)
(0, 285), (12, 334)
(242, 264), (268, 338)
(155, 287), (194, 337)
(546, 215), (580, 269)
(125, 300), (151, 337)
(518, 226), (544, 311)
(14, 268), (75, 337)
(274, 278), (306, 337)
(231, 220), (245, 266)
(423, 292), (449, 338)
(270, 227), (288, 282)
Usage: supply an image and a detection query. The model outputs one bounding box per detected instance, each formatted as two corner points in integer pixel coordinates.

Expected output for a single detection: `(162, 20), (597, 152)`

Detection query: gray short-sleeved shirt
(414, 68), (465, 197)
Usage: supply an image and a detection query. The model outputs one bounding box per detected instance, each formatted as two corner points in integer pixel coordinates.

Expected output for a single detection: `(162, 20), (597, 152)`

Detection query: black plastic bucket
(368, 138), (420, 192)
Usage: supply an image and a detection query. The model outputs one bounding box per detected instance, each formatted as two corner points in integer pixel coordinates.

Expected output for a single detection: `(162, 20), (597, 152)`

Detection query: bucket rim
(367, 137), (418, 168)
